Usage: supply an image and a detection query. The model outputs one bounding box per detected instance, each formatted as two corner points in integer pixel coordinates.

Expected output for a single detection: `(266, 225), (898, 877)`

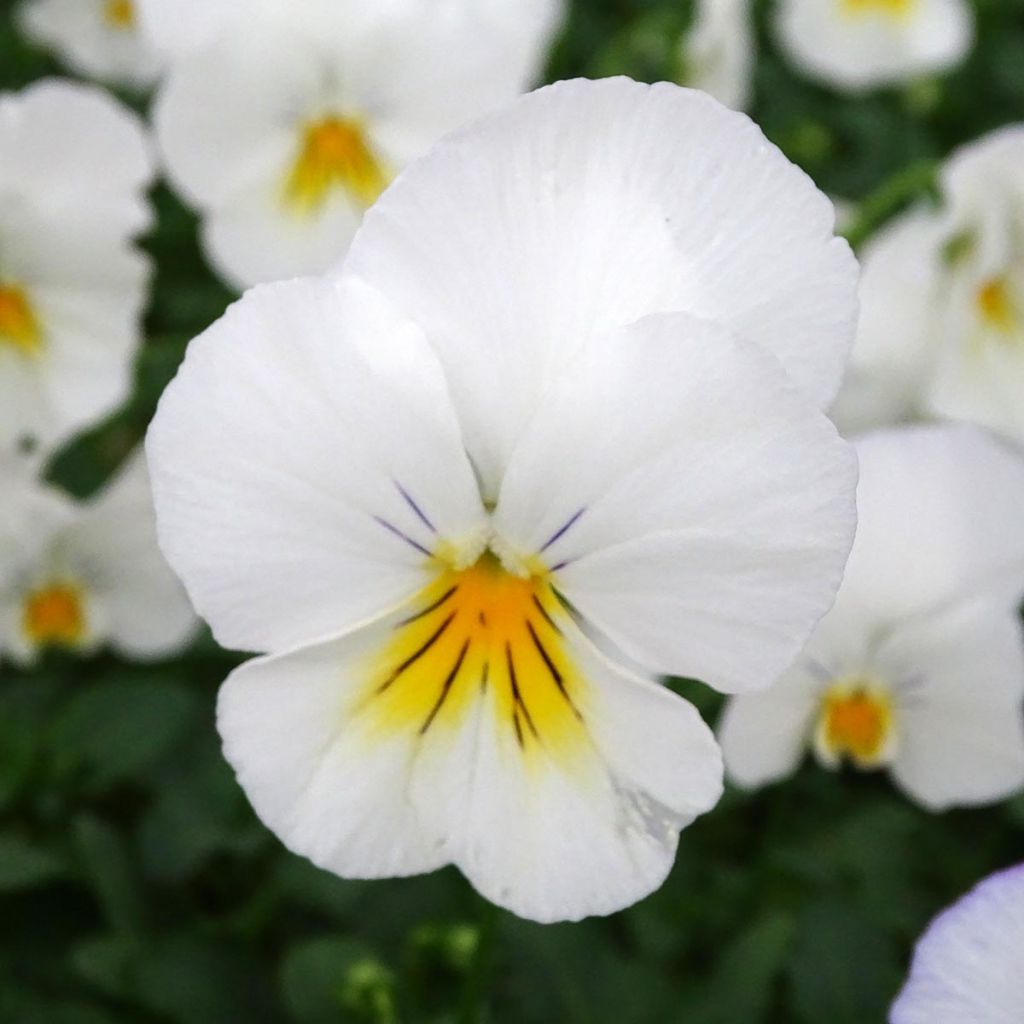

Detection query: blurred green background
(2, 0), (1024, 1021)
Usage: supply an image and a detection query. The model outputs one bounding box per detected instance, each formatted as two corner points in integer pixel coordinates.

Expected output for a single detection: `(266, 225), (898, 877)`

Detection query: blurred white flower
(720, 425), (1024, 811)
(151, 0), (566, 289)
(833, 126), (1024, 441)
(775, 0), (974, 91)
(16, 0), (164, 88)
(0, 451), (198, 665)
(890, 863), (1024, 1023)
(0, 80), (153, 463)
(146, 79), (858, 922)
(679, 0), (754, 110)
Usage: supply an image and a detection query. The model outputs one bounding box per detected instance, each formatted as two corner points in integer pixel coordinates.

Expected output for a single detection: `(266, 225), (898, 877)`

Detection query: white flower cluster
(0, 79), (194, 664)
(4, 7), (1024, 1013)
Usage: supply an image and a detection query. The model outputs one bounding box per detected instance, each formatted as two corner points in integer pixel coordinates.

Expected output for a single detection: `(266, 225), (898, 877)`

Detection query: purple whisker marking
(549, 559), (572, 572)
(539, 507), (586, 553)
(372, 515), (433, 558)
(395, 481), (437, 534)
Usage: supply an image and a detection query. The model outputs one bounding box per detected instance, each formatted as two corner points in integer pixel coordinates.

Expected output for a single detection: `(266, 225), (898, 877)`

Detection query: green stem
(842, 159), (939, 250)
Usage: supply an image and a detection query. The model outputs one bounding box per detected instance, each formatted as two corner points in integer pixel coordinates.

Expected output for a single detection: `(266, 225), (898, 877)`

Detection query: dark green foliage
(2, 0), (1023, 1020)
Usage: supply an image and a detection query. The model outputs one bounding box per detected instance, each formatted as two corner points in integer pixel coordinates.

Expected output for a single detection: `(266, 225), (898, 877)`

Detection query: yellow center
(0, 283), (43, 356)
(102, 0), (135, 29)
(22, 583), (87, 651)
(840, 0), (915, 18)
(360, 554), (588, 761)
(976, 276), (1017, 334)
(815, 682), (894, 769)
(284, 116), (389, 216)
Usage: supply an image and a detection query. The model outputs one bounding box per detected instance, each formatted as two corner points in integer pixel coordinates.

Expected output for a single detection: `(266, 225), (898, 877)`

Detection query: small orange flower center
(976, 276), (1017, 334)
(360, 553), (588, 760)
(23, 583), (87, 650)
(815, 682), (894, 769)
(284, 116), (389, 216)
(103, 0), (135, 29)
(841, 0), (915, 19)
(0, 283), (43, 356)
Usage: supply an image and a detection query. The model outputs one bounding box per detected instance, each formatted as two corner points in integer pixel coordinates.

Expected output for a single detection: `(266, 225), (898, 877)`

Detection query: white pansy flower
(16, 0), (163, 88)
(151, 0), (566, 290)
(0, 79), (153, 461)
(721, 425), (1024, 810)
(890, 863), (1024, 1023)
(833, 126), (1024, 441)
(679, 0), (754, 110)
(0, 452), (198, 666)
(147, 79), (858, 922)
(775, 0), (974, 91)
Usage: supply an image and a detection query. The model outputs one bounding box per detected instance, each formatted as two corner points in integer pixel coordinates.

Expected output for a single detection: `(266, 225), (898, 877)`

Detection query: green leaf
(0, 831), (68, 891)
(787, 902), (903, 1024)
(49, 677), (199, 790)
(134, 934), (275, 1024)
(691, 913), (795, 1023)
(72, 815), (147, 940)
(71, 934), (135, 1001)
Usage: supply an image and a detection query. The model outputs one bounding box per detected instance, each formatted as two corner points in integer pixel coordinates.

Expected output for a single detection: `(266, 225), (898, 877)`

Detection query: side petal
(878, 597), (1024, 811)
(146, 274), (486, 654)
(495, 313), (858, 694)
(345, 77), (858, 493)
(64, 451), (199, 660)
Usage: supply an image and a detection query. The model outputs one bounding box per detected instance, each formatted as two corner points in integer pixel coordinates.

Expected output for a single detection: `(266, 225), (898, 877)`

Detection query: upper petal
(146, 274), (486, 654)
(494, 313), (858, 693)
(344, 76), (858, 494)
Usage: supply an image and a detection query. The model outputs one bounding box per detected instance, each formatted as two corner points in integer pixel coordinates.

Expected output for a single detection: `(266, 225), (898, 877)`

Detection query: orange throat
(814, 681), (895, 769)
(0, 283), (43, 356)
(358, 553), (590, 762)
(284, 115), (389, 215)
(22, 582), (88, 651)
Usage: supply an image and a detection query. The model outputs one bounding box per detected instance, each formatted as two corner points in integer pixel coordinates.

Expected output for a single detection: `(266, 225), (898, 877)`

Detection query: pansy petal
(718, 666), (823, 788)
(830, 209), (944, 434)
(151, 23), (310, 209)
(217, 636), (446, 880)
(495, 313), (857, 693)
(775, 0), (973, 90)
(201, 176), (364, 292)
(218, 594), (722, 921)
(345, 77), (857, 493)
(877, 597), (1024, 810)
(64, 452), (198, 660)
(0, 78), (154, 204)
(435, 658), (722, 922)
(891, 864), (1024, 1024)
(146, 274), (486, 654)
(837, 425), (1024, 629)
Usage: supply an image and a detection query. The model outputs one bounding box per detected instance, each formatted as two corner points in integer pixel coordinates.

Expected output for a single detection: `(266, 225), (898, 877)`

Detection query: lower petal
(217, 583), (723, 920)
